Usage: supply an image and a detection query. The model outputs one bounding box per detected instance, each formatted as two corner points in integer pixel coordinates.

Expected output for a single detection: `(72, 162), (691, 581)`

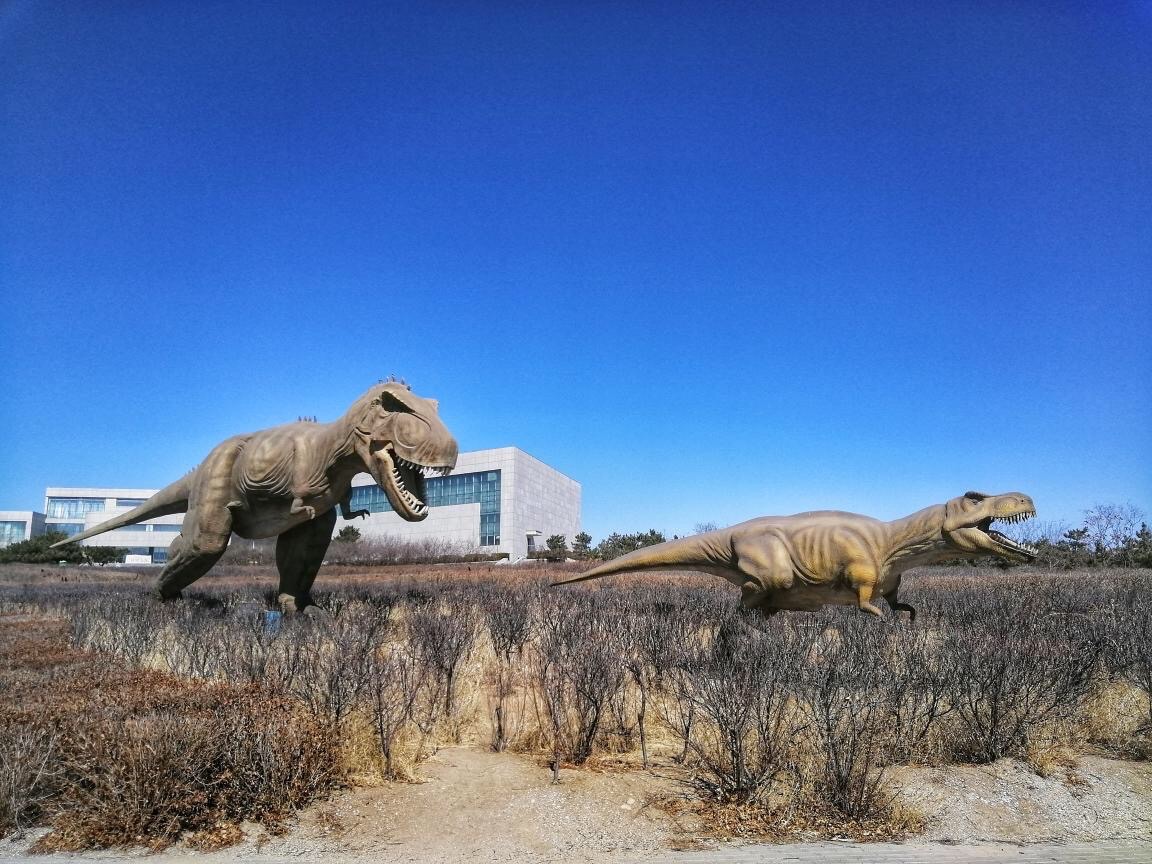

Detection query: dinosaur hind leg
(275, 507), (337, 613)
(732, 535), (795, 613)
(154, 438), (243, 600)
(844, 562), (885, 618)
(155, 530), (229, 599)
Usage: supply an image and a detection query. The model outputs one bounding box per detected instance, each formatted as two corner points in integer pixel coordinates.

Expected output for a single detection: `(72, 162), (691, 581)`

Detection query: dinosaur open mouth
(978, 512), (1039, 558)
(381, 447), (452, 520)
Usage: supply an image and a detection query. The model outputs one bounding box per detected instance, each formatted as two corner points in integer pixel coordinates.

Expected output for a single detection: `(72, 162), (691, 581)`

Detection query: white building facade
(0, 511), (46, 547)
(43, 487), (185, 564)
(41, 447), (580, 563)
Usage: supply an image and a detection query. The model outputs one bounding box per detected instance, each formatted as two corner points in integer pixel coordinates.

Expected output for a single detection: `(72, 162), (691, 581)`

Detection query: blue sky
(1, 2), (1149, 542)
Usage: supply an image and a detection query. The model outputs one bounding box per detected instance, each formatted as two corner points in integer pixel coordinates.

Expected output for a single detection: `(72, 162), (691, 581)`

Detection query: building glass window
(116, 498), (147, 507)
(0, 521), (27, 546)
(348, 470), (502, 546)
(106, 527), (148, 540)
(152, 549), (168, 564)
(46, 497), (105, 519)
(46, 523), (85, 537)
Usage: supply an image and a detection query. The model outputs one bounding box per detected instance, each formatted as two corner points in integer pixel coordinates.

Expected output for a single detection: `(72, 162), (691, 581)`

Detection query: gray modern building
(0, 511), (46, 547)
(42, 487), (184, 563)
(39, 447), (580, 563)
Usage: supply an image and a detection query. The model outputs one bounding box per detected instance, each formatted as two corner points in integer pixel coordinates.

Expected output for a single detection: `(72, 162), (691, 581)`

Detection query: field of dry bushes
(1, 562), (1150, 850)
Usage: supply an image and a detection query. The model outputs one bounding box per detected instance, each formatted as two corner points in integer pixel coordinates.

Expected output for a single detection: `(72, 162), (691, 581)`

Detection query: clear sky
(1, 2), (1149, 543)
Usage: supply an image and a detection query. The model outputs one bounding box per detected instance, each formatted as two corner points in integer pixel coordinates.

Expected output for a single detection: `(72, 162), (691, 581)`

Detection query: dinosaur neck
(329, 412), (366, 465)
(883, 504), (949, 570)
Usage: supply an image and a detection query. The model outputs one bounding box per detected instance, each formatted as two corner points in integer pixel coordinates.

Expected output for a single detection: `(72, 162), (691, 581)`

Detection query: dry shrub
(1103, 590), (1152, 744)
(480, 583), (537, 752)
(406, 592), (480, 733)
(364, 639), (431, 779)
(1024, 742), (1084, 786)
(4, 563), (1152, 848)
(671, 611), (812, 805)
(533, 594), (627, 764)
(317, 535), (488, 567)
(0, 720), (59, 836)
(655, 793), (925, 844)
(803, 617), (902, 820)
(0, 617), (341, 850)
(34, 693), (338, 852)
(184, 821), (245, 851)
(938, 597), (1104, 763)
(1078, 680), (1152, 758)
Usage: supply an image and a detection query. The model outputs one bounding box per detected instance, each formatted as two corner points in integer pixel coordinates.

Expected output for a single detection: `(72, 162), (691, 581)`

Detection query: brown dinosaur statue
(555, 492), (1037, 620)
(53, 380), (458, 611)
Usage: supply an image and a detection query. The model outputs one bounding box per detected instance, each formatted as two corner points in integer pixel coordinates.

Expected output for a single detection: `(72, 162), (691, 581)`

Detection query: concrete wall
(352, 502), (483, 550)
(0, 511), (45, 546)
(505, 448), (582, 560)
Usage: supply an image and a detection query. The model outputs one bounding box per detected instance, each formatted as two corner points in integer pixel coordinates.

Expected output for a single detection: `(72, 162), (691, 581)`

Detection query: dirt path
(260, 746), (676, 863)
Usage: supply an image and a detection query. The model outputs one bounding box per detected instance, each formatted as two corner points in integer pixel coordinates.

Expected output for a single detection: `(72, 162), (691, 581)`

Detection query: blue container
(262, 610), (282, 635)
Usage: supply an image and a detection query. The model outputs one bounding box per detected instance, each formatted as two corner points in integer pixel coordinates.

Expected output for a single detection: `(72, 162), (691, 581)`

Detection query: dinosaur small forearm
(289, 497), (317, 520)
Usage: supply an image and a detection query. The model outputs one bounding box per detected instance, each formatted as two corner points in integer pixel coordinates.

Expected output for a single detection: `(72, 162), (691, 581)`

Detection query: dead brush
(478, 582), (537, 752)
(4, 562), (1152, 849)
(1024, 740), (1085, 786)
(364, 638), (431, 780)
(669, 610), (814, 806)
(1077, 680), (1152, 758)
(936, 595), (1105, 763)
(533, 593), (628, 765)
(0, 618), (341, 851)
(0, 720), (59, 837)
(33, 693), (340, 852)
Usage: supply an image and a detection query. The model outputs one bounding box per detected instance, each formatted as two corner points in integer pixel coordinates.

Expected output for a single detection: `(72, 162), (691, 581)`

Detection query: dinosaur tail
(551, 532), (732, 587)
(50, 474), (193, 547)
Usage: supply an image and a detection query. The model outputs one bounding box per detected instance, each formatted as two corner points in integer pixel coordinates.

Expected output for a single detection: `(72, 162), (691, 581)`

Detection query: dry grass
(0, 616), (340, 850)
(653, 793), (926, 844)
(1, 562), (1150, 849)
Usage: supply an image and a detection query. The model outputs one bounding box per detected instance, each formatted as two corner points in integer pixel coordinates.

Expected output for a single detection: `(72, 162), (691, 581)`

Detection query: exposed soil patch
(895, 756), (1152, 844)
(260, 747), (678, 862)
(253, 751), (1152, 860)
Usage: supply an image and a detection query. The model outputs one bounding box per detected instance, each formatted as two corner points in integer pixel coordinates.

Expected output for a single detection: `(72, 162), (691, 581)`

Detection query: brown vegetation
(0, 562), (1149, 850)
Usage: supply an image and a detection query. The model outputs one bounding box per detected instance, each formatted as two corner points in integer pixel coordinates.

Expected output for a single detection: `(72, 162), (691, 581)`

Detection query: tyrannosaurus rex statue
(555, 492), (1037, 620)
(54, 381), (458, 612)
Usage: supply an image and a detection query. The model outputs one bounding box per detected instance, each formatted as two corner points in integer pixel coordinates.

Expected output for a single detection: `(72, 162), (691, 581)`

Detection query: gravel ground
(894, 756), (1152, 843)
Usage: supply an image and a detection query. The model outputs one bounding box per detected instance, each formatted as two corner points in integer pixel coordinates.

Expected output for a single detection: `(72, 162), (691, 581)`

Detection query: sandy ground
(3, 747), (1148, 864)
(251, 746), (677, 863)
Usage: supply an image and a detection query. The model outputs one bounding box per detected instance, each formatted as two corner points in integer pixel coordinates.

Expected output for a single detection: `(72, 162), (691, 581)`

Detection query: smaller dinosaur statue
(54, 381), (458, 611)
(555, 492), (1037, 620)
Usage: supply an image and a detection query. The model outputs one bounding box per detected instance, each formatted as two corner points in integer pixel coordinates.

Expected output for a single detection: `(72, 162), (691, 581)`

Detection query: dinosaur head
(940, 491), (1038, 562)
(350, 381), (459, 521)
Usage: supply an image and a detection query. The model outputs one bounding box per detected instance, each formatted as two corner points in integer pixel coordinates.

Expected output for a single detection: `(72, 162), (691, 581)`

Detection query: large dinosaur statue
(54, 381), (458, 611)
(555, 492), (1037, 620)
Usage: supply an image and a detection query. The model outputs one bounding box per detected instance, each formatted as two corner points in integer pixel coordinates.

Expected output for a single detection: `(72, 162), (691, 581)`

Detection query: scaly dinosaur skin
(555, 492), (1037, 619)
(53, 381), (458, 612)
